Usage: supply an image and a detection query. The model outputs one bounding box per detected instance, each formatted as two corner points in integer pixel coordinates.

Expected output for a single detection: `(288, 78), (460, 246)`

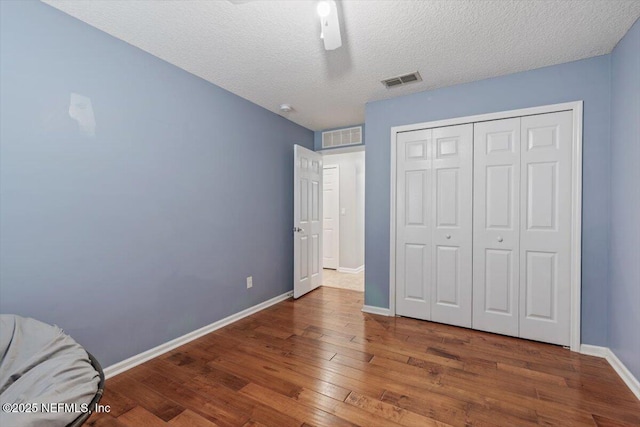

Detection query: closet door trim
(389, 101), (583, 351)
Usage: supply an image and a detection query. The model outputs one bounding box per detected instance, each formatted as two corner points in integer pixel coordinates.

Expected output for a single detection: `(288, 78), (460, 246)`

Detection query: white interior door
(430, 124), (473, 328)
(473, 118), (521, 336)
(396, 124), (473, 326)
(323, 165), (339, 269)
(396, 129), (433, 320)
(519, 111), (572, 345)
(294, 145), (323, 299)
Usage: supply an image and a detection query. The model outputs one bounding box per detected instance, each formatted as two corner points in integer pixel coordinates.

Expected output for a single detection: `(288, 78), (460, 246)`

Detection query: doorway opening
(321, 148), (365, 292)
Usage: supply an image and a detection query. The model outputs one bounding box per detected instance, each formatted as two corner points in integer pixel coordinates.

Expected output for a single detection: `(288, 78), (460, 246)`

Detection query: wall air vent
(382, 71), (422, 89)
(322, 126), (362, 149)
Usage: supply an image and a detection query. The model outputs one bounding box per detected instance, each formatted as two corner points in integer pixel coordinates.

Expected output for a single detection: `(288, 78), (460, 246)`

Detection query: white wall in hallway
(323, 150), (365, 270)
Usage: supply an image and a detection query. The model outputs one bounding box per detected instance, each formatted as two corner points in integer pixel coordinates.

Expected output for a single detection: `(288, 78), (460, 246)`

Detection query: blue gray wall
(314, 124), (365, 151)
(609, 19), (639, 380)
(365, 56), (612, 346)
(0, 1), (313, 367)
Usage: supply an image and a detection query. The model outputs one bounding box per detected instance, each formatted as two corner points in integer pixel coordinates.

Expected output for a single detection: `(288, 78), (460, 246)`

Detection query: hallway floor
(321, 268), (364, 292)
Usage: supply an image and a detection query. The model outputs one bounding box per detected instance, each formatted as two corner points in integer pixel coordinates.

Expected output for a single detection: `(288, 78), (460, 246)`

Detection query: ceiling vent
(382, 71), (422, 89)
(322, 126), (362, 149)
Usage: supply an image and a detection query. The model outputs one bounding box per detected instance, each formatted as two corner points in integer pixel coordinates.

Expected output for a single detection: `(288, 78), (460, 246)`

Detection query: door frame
(322, 164), (340, 270)
(389, 101), (583, 351)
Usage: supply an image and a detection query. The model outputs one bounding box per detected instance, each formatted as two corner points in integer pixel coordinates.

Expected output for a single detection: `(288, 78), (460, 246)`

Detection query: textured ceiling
(42, 0), (640, 131)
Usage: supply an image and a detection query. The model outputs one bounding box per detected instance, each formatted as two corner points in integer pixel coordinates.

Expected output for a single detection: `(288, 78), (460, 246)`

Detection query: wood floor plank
(213, 346), (352, 401)
(379, 389), (469, 426)
(349, 336), (468, 369)
(93, 387), (137, 417)
(87, 412), (129, 427)
(344, 391), (451, 427)
(139, 369), (251, 427)
(212, 327), (337, 362)
(107, 376), (184, 422)
(536, 386), (640, 425)
(330, 353), (442, 390)
(240, 382), (356, 427)
(318, 333), (411, 364)
(464, 402), (540, 427)
(117, 406), (166, 427)
(168, 410), (220, 427)
(437, 371), (586, 421)
(145, 357), (202, 384)
(592, 413), (639, 427)
(230, 341), (388, 399)
(330, 352), (546, 424)
(496, 363), (568, 387)
(207, 355), (304, 398)
(95, 287), (640, 427)
(294, 387), (408, 427)
(287, 334), (374, 362)
(187, 375), (302, 427)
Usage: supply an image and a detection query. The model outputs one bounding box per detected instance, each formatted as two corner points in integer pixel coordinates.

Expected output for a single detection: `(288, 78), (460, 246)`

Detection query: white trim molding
(338, 265), (365, 274)
(103, 291), (293, 379)
(362, 305), (392, 316)
(580, 345), (640, 400)
(579, 344), (609, 358)
(389, 101), (583, 351)
(607, 349), (640, 401)
(319, 145), (365, 155)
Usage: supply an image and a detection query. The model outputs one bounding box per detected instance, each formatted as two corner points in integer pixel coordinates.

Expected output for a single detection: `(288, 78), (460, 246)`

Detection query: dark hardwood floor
(88, 287), (640, 426)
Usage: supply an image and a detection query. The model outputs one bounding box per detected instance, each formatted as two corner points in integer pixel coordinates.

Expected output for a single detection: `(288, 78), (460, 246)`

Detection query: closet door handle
(445, 234), (451, 240)
(497, 236), (503, 242)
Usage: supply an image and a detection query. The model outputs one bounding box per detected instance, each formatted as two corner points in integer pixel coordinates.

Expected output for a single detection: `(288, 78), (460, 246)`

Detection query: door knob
(497, 236), (503, 242)
(293, 227), (305, 233)
(445, 234), (451, 239)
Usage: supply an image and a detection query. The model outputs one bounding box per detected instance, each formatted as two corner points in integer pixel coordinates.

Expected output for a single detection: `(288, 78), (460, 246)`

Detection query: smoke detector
(279, 104), (293, 113)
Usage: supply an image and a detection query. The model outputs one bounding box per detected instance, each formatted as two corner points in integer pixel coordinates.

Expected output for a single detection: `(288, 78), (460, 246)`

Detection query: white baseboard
(337, 265), (365, 274)
(103, 291), (293, 379)
(579, 344), (609, 357)
(606, 348), (640, 400)
(580, 344), (640, 400)
(361, 305), (392, 316)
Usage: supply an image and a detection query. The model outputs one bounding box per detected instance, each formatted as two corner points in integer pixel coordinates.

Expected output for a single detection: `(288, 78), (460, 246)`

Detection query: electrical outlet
(246, 276), (253, 289)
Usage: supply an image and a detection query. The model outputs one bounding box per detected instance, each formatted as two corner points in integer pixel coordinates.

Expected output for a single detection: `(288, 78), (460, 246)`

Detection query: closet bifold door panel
(519, 111), (573, 346)
(395, 124), (473, 326)
(396, 129), (432, 321)
(472, 118), (521, 336)
(430, 125), (473, 328)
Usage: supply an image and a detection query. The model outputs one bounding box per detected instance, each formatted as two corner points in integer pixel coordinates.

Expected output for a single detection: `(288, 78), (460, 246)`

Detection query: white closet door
(519, 111), (573, 345)
(430, 124), (473, 327)
(472, 118), (521, 336)
(396, 129), (432, 320)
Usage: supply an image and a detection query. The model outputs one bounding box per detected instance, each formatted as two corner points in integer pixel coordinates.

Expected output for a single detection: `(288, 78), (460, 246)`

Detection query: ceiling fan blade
(322, 0), (342, 51)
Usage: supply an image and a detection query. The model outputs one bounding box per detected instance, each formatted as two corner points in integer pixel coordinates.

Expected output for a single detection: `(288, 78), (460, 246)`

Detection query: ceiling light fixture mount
(317, 0), (342, 50)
